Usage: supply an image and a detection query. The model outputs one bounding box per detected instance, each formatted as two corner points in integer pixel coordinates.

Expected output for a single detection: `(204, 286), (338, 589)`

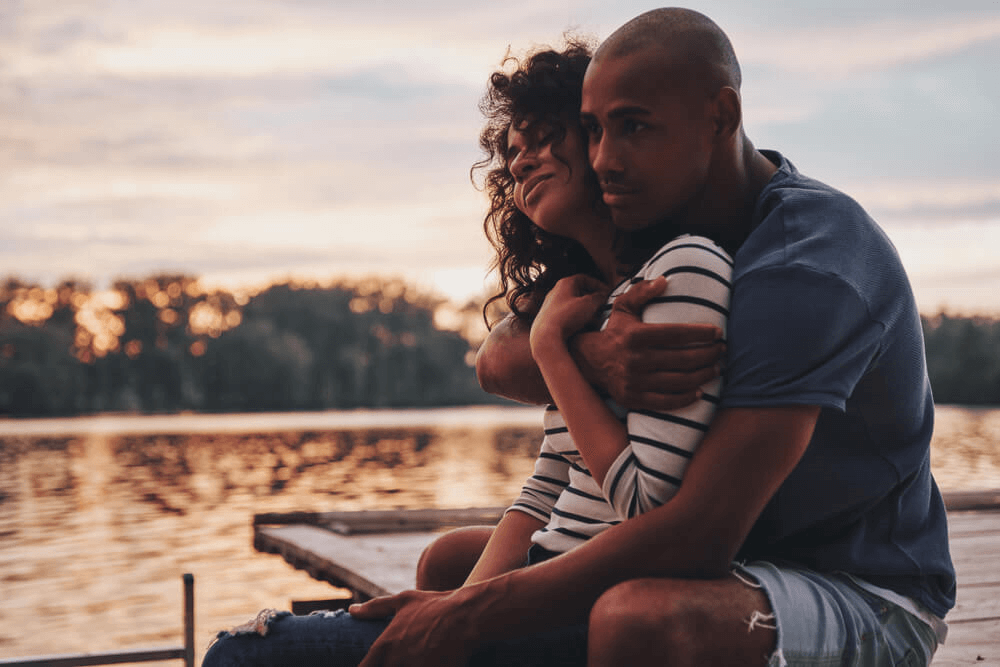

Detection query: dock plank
(254, 498), (1000, 664)
(255, 524), (439, 598)
(932, 619), (1000, 666)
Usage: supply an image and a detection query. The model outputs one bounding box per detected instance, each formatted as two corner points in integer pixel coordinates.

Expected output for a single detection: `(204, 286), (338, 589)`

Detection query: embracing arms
(351, 404), (820, 666)
(476, 299), (725, 410)
(525, 237), (733, 509)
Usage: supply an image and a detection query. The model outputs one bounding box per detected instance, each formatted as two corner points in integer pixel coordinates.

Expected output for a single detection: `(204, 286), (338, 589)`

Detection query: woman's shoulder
(639, 234), (734, 277)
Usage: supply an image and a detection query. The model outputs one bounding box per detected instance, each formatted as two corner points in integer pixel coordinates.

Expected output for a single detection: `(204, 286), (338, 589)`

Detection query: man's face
(580, 48), (716, 231)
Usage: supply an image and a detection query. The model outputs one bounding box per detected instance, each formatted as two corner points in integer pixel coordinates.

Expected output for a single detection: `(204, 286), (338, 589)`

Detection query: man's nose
(590, 137), (620, 181)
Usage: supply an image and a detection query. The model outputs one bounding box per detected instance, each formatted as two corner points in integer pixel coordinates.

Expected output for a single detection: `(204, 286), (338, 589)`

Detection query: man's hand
(574, 277), (725, 412)
(350, 589), (478, 667)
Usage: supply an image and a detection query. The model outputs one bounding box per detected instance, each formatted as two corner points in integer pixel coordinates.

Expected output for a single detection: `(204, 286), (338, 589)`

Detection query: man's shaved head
(594, 7), (741, 95)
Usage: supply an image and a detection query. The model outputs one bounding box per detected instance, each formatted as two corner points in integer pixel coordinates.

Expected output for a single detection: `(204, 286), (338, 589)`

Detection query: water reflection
(0, 412), (546, 662)
(930, 406), (1000, 490)
(0, 405), (998, 663)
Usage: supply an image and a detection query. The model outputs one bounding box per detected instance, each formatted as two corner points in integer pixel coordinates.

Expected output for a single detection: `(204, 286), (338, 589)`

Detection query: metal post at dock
(183, 572), (195, 667)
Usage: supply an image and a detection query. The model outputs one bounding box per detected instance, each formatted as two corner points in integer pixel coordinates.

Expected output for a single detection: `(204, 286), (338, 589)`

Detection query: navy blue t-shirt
(722, 151), (955, 618)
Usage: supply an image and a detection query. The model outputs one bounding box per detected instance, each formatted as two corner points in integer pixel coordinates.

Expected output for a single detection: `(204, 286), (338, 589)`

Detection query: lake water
(1, 404), (999, 663)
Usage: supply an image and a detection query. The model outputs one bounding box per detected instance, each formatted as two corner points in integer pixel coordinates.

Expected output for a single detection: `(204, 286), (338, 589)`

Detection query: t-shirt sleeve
(602, 236), (732, 519)
(720, 265), (883, 411)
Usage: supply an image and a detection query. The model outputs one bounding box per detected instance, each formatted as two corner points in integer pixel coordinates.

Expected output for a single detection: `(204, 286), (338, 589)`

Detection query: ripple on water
(0, 405), (996, 662)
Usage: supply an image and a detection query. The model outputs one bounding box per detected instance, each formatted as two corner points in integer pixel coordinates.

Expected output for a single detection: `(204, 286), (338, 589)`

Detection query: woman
(203, 39), (731, 667)
(416, 38), (732, 591)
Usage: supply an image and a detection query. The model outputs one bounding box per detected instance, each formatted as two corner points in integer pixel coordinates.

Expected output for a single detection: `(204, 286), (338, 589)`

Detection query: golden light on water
(1, 405), (997, 663)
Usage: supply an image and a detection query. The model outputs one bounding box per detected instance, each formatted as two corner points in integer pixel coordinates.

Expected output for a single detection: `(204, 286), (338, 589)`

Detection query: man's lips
(601, 184), (639, 206)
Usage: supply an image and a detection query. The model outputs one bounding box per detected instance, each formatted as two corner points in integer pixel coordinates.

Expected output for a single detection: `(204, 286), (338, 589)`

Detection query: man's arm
(352, 404), (819, 666)
(475, 313), (551, 405)
(476, 283), (726, 410)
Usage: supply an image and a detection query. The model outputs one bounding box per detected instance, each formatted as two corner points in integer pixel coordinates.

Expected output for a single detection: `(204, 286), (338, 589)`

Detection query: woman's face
(507, 119), (596, 239)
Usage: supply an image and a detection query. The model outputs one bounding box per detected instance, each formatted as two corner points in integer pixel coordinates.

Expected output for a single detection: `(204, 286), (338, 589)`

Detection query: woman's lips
(523, 174), (552, 203)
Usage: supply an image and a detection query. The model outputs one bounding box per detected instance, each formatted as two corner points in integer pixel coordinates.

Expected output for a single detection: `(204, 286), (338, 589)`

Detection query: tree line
(1, 275), (998, 417)
(922, 313), (1000, 406)
(0, 275), (502, 417)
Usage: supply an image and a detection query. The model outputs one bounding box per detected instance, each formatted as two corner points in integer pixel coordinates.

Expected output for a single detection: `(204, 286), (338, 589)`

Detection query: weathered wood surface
(254, 492), (1000, 665)
(254, 525), (440, 598)
(935, 509), (1000, 666)
(254, 506), (506, 536)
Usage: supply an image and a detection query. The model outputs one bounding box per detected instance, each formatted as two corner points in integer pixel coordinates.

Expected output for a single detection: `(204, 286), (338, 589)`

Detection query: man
(352, 9), (953, 666)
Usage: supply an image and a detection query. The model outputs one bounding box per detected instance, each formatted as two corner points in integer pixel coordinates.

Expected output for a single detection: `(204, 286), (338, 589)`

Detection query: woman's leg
(203, 606), (588, 667)
(415, 525), (494, 591)
(202, 609), (389, 667)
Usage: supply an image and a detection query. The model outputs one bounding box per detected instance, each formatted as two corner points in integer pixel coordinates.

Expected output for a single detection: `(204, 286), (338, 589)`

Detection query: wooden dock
(254, 491), (1000, 666)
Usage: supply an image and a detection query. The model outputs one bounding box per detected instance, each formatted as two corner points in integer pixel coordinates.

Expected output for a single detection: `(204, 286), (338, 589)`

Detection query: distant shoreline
(3, 403), (998, 438)
(0, 404), (547, 436)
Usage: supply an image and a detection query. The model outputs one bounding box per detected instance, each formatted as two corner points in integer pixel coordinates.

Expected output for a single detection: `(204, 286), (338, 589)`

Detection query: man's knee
(590, 580), (686, 649)
(415, 525), (492, 591)
(589, 577), (775, 667)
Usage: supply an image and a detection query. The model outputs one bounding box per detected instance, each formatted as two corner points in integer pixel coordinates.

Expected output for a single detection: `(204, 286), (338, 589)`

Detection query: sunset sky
(3, 1), (998, 315)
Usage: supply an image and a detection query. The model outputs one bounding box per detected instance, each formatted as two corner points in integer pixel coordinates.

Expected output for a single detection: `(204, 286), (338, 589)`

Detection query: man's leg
(415, 525), (494, 591)
(588, 575), (776, 667)
(589, 563), (940, 667)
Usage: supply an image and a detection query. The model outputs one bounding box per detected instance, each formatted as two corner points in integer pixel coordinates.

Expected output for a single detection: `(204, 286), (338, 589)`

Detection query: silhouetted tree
(923, 314), (1000, 405)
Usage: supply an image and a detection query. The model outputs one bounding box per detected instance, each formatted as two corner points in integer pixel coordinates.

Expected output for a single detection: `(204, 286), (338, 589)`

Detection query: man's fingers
(612, 276), (667, 316)
(630, 364), (721, 394)
(617, 364), (722, 412)
(628, 322), (723, 347)
(349, 594), (402, 620)
(630, 390), (703, 413)
(633, 342), (725, 374)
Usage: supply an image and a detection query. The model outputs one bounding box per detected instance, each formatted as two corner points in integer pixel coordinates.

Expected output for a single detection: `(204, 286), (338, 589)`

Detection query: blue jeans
(201, 608), (587, 667)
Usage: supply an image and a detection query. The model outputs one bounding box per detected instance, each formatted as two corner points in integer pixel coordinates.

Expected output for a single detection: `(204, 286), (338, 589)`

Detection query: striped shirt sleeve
(601, 235), (733, 519)
(506, 406), (573, 523)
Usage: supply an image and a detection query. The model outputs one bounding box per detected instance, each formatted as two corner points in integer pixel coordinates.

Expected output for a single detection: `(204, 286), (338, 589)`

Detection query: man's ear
(711, 86), (741, 140)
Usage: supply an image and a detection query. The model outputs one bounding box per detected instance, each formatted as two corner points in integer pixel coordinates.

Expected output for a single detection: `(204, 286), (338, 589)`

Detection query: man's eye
(623, 119), (646, 134)
(582, 121), (601, 140)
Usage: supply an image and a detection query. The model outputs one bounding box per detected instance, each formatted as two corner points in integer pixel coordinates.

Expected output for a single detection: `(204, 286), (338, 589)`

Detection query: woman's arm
(530, 274), (629, 485)
(464, 422), (572, 581)
(532, 237), (732, 510)
(464, 510), (544, 585)
(602, 237), (732, 518)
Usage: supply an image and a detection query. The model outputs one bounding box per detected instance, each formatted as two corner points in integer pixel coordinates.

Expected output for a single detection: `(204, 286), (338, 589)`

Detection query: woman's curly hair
(473, 37), (603, 326)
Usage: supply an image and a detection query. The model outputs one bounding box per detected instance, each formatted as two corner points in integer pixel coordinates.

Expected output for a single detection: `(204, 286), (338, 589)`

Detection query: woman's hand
(529, 274), (610, 356)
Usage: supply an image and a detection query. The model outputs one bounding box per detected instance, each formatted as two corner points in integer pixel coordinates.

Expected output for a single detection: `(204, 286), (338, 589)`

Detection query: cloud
(852, 180), (1000, 224)
(4, 1), (533, 89)
(3, 0), (999, 314)
(729, 8), (1000, 76)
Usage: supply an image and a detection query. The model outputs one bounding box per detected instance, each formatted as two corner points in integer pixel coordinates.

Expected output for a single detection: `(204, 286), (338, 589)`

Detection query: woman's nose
(510, 149), (539, 181)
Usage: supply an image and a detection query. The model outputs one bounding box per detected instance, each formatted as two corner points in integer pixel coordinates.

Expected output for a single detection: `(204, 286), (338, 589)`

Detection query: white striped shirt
(508, 235), (733, 554)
